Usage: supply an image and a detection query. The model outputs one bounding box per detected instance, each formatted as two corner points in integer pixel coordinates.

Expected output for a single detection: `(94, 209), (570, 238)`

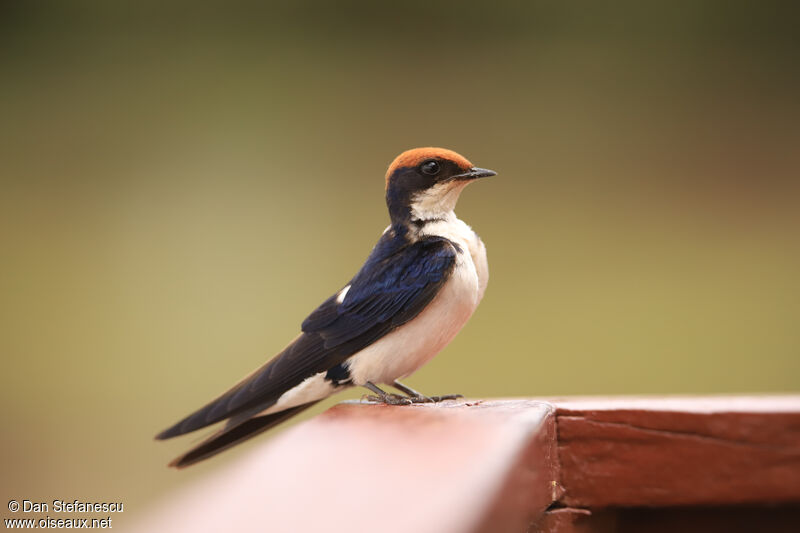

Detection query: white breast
(347, 214), (488, 386)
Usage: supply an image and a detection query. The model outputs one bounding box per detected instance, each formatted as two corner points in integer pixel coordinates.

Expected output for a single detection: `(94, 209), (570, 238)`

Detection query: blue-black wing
(301, 234), (458, 344)
(156, 233), (457, 439)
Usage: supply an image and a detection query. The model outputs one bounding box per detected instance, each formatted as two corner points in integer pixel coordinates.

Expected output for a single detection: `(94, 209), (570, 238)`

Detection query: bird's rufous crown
(385, 147), (473, 189)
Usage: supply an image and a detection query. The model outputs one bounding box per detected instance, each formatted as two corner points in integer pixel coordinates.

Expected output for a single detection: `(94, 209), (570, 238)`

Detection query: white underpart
(260, 372), (335, 415)
(260, 180), (488, 412)
(409, 181), (469, 221)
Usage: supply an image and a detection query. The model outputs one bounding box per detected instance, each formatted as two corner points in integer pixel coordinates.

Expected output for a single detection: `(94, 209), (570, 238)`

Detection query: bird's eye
(420, 160), (440, 175)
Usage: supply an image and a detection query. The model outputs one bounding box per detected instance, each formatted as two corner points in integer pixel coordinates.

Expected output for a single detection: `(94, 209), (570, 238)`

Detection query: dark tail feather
(168, 401), (320, 468)
(154, 333), (326, 441)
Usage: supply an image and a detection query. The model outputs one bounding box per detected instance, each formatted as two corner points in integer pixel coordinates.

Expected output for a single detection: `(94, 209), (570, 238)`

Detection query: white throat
(409, 181), (470, 222)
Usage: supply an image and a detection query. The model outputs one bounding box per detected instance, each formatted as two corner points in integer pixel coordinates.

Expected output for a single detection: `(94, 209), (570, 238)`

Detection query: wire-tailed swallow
(156, 147), (496, 467)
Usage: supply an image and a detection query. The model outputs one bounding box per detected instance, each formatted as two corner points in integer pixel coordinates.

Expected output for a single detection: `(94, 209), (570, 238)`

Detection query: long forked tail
(168, 401), (320, 468)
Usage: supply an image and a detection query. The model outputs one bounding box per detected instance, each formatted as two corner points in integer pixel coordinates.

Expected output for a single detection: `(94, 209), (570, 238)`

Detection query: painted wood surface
(138, 396), (800, 533)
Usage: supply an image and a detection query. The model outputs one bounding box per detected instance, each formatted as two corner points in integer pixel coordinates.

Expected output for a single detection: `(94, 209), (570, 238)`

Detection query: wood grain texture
(553, 396), (800, 508)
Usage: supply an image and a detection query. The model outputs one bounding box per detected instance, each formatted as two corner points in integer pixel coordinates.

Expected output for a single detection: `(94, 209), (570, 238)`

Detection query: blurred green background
(1, 0), (798, 527)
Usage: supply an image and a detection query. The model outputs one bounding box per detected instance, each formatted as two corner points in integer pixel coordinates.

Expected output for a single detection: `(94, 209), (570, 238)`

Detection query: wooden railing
(136, 396), (800, 532)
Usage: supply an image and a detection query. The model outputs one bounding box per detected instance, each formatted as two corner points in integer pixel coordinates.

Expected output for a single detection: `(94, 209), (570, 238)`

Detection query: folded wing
(156, 234), (457, 440)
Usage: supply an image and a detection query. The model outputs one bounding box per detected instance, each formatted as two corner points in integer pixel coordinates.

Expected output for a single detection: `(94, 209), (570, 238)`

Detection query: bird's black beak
(451, 167), (497, 181)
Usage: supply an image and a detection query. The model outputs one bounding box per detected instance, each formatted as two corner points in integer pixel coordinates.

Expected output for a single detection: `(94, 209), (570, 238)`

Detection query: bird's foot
(422, 393), (464, 403)
(361, 393), (463, 405)
(362, 393), (414, 405)
(389, 380), (463, 403)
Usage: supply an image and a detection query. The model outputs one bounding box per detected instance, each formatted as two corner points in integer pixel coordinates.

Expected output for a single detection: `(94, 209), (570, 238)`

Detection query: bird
(156, 147), (496, 467)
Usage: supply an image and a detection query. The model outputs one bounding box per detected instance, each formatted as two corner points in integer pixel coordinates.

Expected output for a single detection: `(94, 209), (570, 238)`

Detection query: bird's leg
(392, 380), (463, 403)
(361, 382), (413, 405)
(391, 380), (430, 401)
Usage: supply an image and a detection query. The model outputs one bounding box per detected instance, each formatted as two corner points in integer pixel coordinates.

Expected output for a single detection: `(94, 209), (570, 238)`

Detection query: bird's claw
(425, 394), (464, 403)
(361, 393), (463, 405)
(362, 393), (413, 405)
